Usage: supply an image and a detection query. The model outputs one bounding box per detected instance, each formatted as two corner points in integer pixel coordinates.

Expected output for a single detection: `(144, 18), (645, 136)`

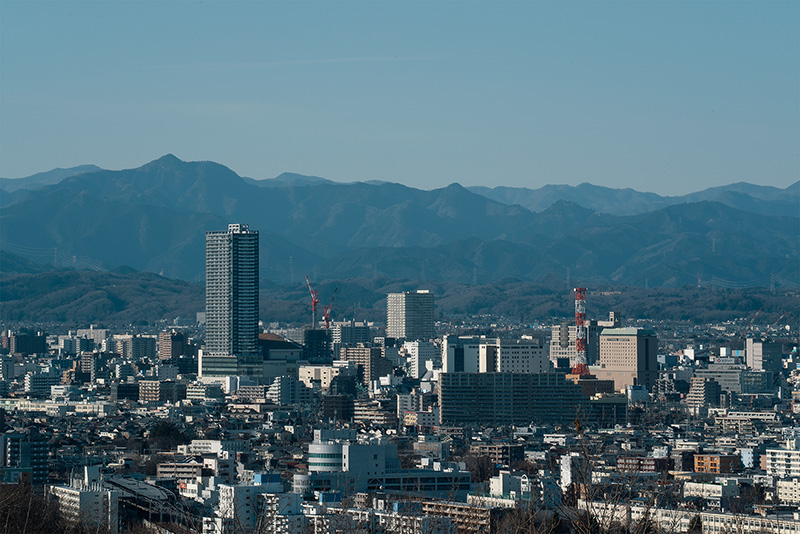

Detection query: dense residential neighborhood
(0, 280), (797, 533)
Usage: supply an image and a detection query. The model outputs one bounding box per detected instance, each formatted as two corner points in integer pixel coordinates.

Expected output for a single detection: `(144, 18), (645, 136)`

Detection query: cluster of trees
(3, 264), (795, 328)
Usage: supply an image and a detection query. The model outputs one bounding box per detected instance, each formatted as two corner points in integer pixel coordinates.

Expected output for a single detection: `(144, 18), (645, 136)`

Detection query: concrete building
(776, 478), (800, 505)
(8, 332), (47, 356)
(420, 501), (503, 534)
(299, 361), (356, 392)
(186, 382), (225, 401)
(694, 362), (772, 394)
(686, 377), (722, 413)
(694, 454), (741, 474)
(442, 335), (484, 373)
(340, 345), (393, 386)
(138, 380), (186, 403)
(468, 443), (524, 466)
(593, 328), (657, 392)
(443, 336), (549, 375)
(259, 333), (306, 382)
(0, 355), (13, 381)
(158, 330), (187, 359)
(156, 461), (205, 482)
(746, 338), (783, 375)
(332, 322), (372, 346)
(549, 312), (620, 365)
(387, 290), (435, 341)
(115, 334), (157, 359)
(321, 394), (354, 421)
(479, 337), (549, 374)
(438, 372), (585, 426)
(47, 467), (119, 534)
(202, 223), (259, 377)
(76, 326), (110, 346)
(303, 328), (333, 363)
(24, 370), (61, 396)
(403, 341), (439, 379)
(765, 441), (800, 478)
(211, 483), (268, 533)
(266, 375), (313, 405)
(0, 430), (49, 486)
(698, 511), (800, 534)
(296, 435), (471, 500)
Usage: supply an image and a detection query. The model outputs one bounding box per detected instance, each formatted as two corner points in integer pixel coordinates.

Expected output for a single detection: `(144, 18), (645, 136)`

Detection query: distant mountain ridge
(467, 181), (799, 217)
(1, 155), (796, 288)
(0, 164), (102, 192)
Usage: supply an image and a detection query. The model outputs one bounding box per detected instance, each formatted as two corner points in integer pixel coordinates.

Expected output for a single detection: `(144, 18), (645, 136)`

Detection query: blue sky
(1, 1), (797, 195)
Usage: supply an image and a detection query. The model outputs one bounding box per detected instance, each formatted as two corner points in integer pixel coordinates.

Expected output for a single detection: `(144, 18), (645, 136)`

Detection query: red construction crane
(323, 287), (339, 329)
(768, 312), (787, 333)
(305, 276), (319, 327)
(739, 307), (763, 339)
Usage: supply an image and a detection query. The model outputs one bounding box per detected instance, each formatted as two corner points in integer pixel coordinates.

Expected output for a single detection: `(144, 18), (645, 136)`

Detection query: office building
(340, 345), (393, 386)
(442, 336), (549, 374)
(202, 224), (259, 377)
(549, 313), (620, 365)
(299, 361), (356, 392)
(8, 333), (47, 356)
(302, 328), (332, 363)
(402, 340), (438, 379)
(593, 328), (658, 392)
(332, 322), (372, 346)
(386, 290), (434, 341)
(694, 362), (772, 394)
(114, 334), (157, 359)
(158, 331), (187, 360)
(0, 430), (49, 486)
(746, 338), (783, 375)
(295, 434), (471, 500)
(438, 372), (585, 426)
(138, 380), (186, 403)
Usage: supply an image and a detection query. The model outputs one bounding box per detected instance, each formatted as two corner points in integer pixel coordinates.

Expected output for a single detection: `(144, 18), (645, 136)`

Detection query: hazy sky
(1, 1), (797, 195)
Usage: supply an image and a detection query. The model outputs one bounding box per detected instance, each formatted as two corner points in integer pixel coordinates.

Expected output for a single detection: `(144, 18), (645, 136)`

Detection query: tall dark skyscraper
(201, 224), (259, 377)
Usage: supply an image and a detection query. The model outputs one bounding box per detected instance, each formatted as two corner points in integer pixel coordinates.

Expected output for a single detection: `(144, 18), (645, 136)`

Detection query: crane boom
(740, 307), (763, 338)
(305, 275), (319, 327)
(323, 287), (339, 329)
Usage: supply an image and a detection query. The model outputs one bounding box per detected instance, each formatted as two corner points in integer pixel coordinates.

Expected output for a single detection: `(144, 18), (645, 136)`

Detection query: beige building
(776, 478), (800, 505)
(549, 312), (620, 365)
(592, 328), (657, 392)
(298, 361), (356, 392)
(340, 345), (393, 386)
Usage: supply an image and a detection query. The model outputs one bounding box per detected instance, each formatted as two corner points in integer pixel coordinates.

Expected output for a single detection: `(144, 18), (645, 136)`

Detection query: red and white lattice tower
(572, 287), (589, 375)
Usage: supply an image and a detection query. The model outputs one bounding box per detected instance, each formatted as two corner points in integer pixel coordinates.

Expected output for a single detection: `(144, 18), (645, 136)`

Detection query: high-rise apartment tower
(386, 290), (434, 341)
(202, 224), (259, 377)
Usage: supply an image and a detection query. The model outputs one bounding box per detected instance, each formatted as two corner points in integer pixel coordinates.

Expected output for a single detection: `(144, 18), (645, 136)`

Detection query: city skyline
(1, 1), (797, 195)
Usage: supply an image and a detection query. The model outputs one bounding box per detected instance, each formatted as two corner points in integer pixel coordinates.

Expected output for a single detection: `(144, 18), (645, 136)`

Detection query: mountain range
(1, 155), (797, 289)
